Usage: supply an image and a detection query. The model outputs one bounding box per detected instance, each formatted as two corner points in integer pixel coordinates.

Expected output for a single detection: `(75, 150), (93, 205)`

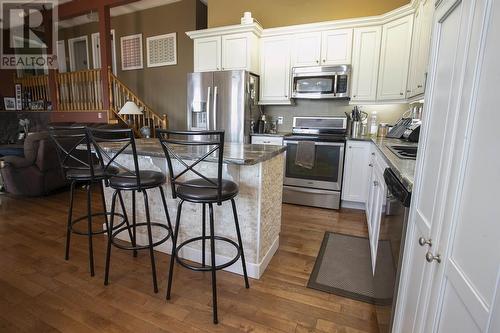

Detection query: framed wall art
(120, 34), (143, 70)
(146, 33), (177, 67)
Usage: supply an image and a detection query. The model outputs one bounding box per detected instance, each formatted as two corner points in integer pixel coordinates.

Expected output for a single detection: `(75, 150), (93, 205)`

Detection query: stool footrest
(71, 212), (125, 236)
(110, 222), (172, 251)
(175, 236), (241, 272)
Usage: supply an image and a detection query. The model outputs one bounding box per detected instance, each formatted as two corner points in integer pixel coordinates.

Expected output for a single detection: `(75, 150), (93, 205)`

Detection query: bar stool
(88, 128), (173, 293)
(49, 126), (126, 277)
(158, 129), (249, 324)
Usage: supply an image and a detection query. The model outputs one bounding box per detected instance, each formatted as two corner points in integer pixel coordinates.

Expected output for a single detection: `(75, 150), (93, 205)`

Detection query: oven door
(283, 140), (345, 191)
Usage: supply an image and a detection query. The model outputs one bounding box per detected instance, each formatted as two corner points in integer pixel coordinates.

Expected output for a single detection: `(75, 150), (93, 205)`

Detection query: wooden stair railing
(108, 68), (168, 137)
(13, 69), (168, 136)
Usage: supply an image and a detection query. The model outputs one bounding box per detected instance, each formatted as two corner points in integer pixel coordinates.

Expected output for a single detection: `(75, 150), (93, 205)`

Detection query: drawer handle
(263, 141), (271, 144)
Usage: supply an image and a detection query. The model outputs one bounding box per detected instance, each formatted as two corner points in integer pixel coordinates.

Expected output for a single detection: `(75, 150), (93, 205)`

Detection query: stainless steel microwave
(291, 65), (351, 99)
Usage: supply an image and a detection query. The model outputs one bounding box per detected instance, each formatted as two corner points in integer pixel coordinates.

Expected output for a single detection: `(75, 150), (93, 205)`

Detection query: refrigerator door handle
(213, 86), (218, 131)
(206, 86), (211, 130)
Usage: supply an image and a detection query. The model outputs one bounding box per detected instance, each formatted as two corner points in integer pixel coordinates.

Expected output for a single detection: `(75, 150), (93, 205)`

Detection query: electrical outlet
(277, 116), (284, 125)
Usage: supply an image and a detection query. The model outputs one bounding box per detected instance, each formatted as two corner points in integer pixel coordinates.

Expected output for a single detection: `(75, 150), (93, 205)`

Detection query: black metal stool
(158, 129), (249, 324)
(88, 128), (173, 293)
(49, 126), (126, 277)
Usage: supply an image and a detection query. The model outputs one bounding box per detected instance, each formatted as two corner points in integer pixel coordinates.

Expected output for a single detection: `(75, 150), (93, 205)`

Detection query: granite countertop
(98, 139), (286, 166)
(348, 135), (417, 191)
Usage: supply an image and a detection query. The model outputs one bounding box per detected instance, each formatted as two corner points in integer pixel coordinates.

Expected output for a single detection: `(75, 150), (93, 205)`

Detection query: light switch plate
(277, 116), (284, 125)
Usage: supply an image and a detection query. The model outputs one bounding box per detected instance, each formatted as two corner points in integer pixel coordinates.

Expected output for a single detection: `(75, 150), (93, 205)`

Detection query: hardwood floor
(0, 187), (379, 333)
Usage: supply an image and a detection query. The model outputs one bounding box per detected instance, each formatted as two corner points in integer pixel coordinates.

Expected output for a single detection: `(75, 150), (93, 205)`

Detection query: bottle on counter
(369, 111), (378, 135)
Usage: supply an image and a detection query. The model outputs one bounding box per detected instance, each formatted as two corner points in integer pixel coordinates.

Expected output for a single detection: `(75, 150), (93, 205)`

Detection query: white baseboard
(341, 200), (366, 210)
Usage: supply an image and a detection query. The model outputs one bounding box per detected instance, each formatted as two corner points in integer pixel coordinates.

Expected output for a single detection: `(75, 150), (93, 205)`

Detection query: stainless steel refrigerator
(187, 70), (260, 143)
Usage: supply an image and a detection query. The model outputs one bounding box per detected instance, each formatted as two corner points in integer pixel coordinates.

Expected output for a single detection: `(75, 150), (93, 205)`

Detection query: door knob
(425, 251), (441, 264)
(418, 237), (432, 247)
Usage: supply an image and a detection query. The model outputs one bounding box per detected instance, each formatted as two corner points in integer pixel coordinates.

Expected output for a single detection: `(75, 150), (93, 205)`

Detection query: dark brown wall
(58, 0), (206, 130)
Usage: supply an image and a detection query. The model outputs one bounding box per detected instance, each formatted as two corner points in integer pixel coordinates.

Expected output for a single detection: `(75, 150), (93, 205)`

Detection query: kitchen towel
(295, 141), (316, 169)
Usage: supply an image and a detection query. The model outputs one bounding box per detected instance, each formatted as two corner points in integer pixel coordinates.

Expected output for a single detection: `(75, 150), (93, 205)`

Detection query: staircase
(14, 68), (168, 137)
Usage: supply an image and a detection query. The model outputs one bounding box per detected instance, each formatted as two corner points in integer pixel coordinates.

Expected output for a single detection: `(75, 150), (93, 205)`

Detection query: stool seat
(66, 165), (119, 181)
(177, 178), (239, 203)
(109, 170), (165, 189)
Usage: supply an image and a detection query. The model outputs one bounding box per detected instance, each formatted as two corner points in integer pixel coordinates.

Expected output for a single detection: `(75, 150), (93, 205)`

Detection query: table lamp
(118, 101), (143, 127)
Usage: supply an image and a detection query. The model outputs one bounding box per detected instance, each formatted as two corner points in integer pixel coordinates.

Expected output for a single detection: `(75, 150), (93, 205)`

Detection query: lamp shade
(118, 101), (143, 115)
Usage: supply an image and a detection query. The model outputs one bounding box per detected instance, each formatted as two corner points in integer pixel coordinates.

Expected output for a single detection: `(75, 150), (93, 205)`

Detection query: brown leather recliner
(0, 132), (68, 196)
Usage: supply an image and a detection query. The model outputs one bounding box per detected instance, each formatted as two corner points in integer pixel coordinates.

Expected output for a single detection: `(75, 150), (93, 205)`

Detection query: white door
(221, 33), (249, 70)
(91, 30), (117, 74)
(194, 36), (221, 72)
(68, 36), (89, 71)
(291, 32), (322, 67)
(259, 36), (291, 104)
(377, 15), (413, 100)
(351, 26), (382, 101)
(56, 40), (66, 73)
(394, 0), (500, 332)
(320, 28), (353, 65)
(342, 141), (372, 203)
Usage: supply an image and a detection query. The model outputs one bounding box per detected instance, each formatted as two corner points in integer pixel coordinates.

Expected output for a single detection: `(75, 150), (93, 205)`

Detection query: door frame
(91, 29), (117, 74)
(68, 35), (90, 72)
(56, 40), (67, 73)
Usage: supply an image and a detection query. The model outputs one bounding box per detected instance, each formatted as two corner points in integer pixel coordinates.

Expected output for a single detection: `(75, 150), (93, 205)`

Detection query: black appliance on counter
(282, 116), (347, 210)
(374, 168), (412, 333)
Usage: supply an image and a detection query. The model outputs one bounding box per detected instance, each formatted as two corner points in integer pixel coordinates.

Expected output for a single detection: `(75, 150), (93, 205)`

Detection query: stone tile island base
(103, 151), (285, 279)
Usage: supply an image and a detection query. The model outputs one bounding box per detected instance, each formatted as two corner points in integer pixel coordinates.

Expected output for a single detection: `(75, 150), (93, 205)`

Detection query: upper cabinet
(292, 29), (353, 67)
(194, 36), (221, 72)
(321, 29), (353, 65)
(407, 0), (434, 98)
(351, 26), (382, 101)
(377, 15), (414, 101)
(260, 36), (292, 105)
(292, 32), (322, 66)
(189, 24), (262, 74)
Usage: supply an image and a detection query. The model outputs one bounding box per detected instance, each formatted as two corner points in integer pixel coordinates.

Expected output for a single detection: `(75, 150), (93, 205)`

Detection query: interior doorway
(91, 30), (117, 74)
(68, 36), (89, 71)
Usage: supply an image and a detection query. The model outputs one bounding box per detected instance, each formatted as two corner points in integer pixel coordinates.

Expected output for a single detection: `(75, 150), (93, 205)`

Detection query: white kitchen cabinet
(321, 28), (353, 65)
(342, 140), (372, 203)
(259, 35), (292, 105)
(251, 135), (284, 145)
(407, 0), (434, 98)
(194, 36), (221, 72)
(292, 29), (353, 67)
(193, 32), (259, 73)
(291, 32), (322, 67)
(351, 26), (382, 101)
(221, 32), (260, 73)
(377, 15), (414, 101)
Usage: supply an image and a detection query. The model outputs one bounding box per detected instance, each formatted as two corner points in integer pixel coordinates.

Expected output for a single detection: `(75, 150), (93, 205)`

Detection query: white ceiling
(57, 0), (182, 28)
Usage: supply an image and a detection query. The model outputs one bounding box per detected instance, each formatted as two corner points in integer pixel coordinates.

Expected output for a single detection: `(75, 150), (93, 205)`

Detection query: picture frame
(4, 97), (16, 110)
(15, 84), (22, 110)
(120, 33), (143, 70)
(146, 33), (177, 68)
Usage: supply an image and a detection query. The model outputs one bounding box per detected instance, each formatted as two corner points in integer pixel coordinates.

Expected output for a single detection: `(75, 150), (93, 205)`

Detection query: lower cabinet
(251, 135), (284, 145)
(342, 140), (388, 273)
(342, 140), (372, 203)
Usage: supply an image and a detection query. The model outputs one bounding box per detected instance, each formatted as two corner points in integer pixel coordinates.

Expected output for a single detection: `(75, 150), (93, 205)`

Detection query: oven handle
(284, 140), (345, 147)
(285, 186), (337, 195)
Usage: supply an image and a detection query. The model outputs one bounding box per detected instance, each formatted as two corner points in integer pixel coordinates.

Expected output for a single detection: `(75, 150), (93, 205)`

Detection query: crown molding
(186, 22), (264, 39)
(186, 0), (419, 40)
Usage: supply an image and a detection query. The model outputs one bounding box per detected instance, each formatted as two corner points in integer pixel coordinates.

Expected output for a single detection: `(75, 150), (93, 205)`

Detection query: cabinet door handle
(425, 251), (442, 264)
(400, 92), (404, 96)
(322, 59), (326, 63)
(316, 60), (319, 64)
(369, 163), (373, 167)
(348, 146), (352, 149)
(373, 181), (379, 187)
(406, 89), (411, 93)
(418, 237), (432, 247)
(353, 95), (357, 98)
(417, 85), (423, 88)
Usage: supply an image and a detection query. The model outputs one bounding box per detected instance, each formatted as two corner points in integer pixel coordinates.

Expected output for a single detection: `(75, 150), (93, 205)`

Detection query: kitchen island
(100, 139), (286, 279)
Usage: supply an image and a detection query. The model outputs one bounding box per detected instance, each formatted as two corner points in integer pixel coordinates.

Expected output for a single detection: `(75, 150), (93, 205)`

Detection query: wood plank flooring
(0, 187), (379, 333)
